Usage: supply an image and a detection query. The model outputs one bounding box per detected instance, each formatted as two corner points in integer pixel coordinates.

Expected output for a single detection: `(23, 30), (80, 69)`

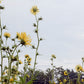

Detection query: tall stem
(33, 15), (39, 73)
(52, 59), (54, 83)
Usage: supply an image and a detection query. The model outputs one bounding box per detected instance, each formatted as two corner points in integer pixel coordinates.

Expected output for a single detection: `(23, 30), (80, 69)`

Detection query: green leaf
(23, 74), (27, 83)
(19, 77), (24, 84)
(27, 80), (33, 84)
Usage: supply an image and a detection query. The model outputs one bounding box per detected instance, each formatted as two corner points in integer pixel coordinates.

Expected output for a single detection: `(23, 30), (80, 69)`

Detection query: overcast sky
(1, 0), (84, 71)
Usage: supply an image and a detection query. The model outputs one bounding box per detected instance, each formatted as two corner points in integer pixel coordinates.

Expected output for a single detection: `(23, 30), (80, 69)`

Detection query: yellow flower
(64, 71), (68, 76)
(63, 79), (67, 83)
(26, 57), (32, 62)
(30, 6), (39, 15)
(28, 63), (31, 65)
(25, 54), (29, 58)
(18, 32), (32, 46)
(75, 65), (83, 72)
(81, 79), (84, 82)
(10, 78), (14, 82)
(53, 82), (56, 84)
(3, 82), (5, 84)
(59, 82), (63, 84)
(4, 32), (11, 38)
(19, 60), (23, 64)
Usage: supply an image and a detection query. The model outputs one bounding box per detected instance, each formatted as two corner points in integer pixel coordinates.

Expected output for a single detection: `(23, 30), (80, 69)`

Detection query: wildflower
(81, 79), (84, 82)
(59, 82), (63, 84)
(52, 54), (56, 59)
(64, 71), (68, 76)
(30, 6), (39, 15)
(19, 60), (23, 64)
(25, 54), (29, 58)
(17, 32), (32, 46)
(10, 78), (14, 82)
(3, 82), (6, 84)
(75, 65), (83, 72)
(28, 63), (31, 65)
(26, 57), (32, 62)
(63, 79), (67, 83)
(4, 32), (10, 38)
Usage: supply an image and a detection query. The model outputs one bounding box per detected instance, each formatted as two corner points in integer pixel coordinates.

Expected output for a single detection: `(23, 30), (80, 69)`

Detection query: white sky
(1, 0), (84, 71)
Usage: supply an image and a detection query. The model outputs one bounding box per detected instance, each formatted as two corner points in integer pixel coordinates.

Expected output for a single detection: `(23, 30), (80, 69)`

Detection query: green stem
(31, 15), (40, 82)
(51, 59), (54, 83)
(77, 73), (81, 84)
(33, 15), (39, 73)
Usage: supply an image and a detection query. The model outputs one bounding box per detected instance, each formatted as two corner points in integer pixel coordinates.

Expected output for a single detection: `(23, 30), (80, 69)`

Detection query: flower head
(25, 54), (30, 58)
(81, 79), (84, 82)
(64, 71), (68, 76)
(28, 63), (31, 65)
(17, 32), (32, 46)
(10, 78), (14, 82)
(4, 32), (11, 38)
(63, 79), (67, 83)
(75, 65), (83, 72)
(26, 57), (32, 62)
(59, 82), (63, 84)
(30, 6), (39, 15)
(19, 60), (23, 64)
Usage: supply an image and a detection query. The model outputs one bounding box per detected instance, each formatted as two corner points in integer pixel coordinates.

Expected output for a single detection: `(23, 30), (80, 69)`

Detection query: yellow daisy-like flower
(63, 79), (67, 83)
(25, 54), (30, 58)
(30, 6), (39, 15)
(10, 78), (14, 82)
(26, 57), (32, 62)
(28, 63), (31, 65)
(81, 79), (84, 82)
(75, 65), (83, 72)
(4, 32), (11, 38)
(19, 60), (23, 64)
(59, 82), (63, 84)
(17, 32), (32, 46)
(64, 71), (68, 76)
